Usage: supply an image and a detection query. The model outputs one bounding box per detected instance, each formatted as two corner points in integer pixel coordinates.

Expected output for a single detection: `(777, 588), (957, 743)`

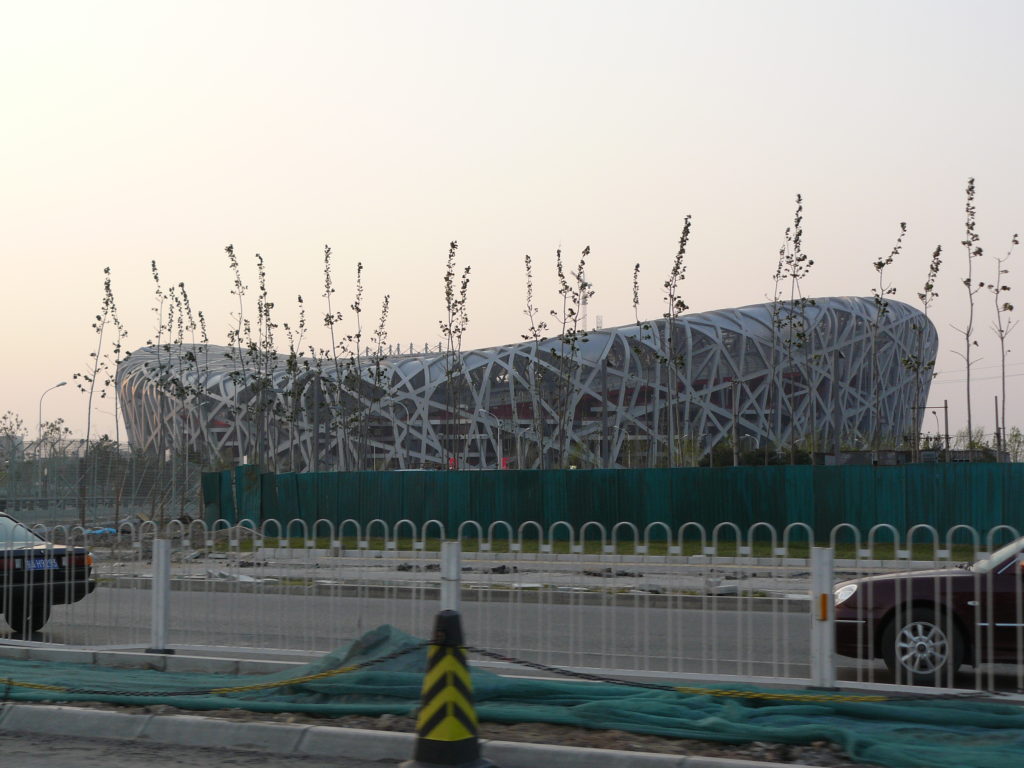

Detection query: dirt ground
(38, 701), (876, 767)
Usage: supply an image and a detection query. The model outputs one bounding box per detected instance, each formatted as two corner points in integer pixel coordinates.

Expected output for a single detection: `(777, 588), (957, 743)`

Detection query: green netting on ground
(2, 626), (1023, 768)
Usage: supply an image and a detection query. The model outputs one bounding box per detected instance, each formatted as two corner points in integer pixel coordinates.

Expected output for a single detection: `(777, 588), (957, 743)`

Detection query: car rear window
(0, 514), (44, 546)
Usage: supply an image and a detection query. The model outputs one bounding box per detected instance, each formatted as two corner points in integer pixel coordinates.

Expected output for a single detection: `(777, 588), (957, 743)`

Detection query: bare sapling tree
(282, 295), (309, 472)
(1006, 426), (1024, 462)
(870, 222), (906, 448)
(177, 282), (210, 465)
(142, 260), (180, 521)
(367, 295), (392, 467)
(0, 412), (26, 455)
(321, 245), (349, 471)
(779, 195), (815, 463)
(985, 233), (1019, 457)
(0, 411), (28, 495)
(627, 262), (654, 467)
(73, 267), (121, 524)
(567, 250), (594, 466)
(252, 253), (280, 470)
(522, 254), (549, 469)
(663, 216), (692, 467)
(765, 240), (787, 465)
(347, 262), (367, 468)
(146, 259), (169, 445)
(902, 245), (942, 459)
(38, 419), (73, 459)
(439, 241), (470, 468)
(225, 245), (253, 463)
(306, 332), (329, 474)
(548, 247), (593, 467)
(167, 284), (191, 510)
(951, 178), (985, 448)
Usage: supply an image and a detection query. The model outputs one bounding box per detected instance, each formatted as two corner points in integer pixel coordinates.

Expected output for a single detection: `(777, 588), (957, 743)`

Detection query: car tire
(882, 606), (964, 686)
(5, 600), (51, 635)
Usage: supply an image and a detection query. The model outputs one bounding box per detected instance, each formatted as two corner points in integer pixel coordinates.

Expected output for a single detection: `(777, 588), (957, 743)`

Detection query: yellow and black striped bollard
(401, 610), (497, 768)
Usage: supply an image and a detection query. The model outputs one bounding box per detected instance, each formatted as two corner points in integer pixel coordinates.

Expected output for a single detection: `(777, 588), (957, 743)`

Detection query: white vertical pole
(147, 538), (173, 654)
(809, 546), (835, 688)
(440, 540), (461, 613)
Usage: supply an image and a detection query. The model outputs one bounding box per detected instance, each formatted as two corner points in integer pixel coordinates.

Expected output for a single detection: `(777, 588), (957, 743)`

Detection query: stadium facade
(116, 297), (938, 471)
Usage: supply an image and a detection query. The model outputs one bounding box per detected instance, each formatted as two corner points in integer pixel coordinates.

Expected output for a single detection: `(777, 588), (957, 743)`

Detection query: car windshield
(0, 514), (44, 547)
(969, 536), (1024, 573)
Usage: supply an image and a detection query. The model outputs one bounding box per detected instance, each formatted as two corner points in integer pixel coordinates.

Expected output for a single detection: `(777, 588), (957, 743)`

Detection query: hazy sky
(2, 0), (1022, 441)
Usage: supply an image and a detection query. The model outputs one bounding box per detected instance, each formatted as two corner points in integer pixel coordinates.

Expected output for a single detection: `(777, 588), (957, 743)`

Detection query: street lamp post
(37, 380), (67, 499)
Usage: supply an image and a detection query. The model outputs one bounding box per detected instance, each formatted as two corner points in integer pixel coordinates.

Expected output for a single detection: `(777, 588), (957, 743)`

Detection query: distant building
(117, 297), (938, 471)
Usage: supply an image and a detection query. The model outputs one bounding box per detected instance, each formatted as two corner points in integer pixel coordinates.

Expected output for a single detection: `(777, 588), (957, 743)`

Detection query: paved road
(0, 731), (391, 768)
(4, 586), (817, 678)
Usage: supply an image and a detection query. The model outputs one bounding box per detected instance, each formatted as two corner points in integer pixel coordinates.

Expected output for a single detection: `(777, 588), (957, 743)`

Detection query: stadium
(116, 297), (938, 471)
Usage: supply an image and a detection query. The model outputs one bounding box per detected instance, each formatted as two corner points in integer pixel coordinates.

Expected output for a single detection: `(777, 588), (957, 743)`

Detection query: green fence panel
(200, 473), (221, 524)
(579, 469), (618, 532)
(464, 471), (500, 535)
(359, 471), (402, 533)
(316, 472), (339, 527)
(1002, 465), (1024, 533)
(445, 472), (472, 534)
(812, 466), (844, 534)
(198, 464), (1024, 541)
(536, 470), (564, 533)
(218, 471), (236, 525)
(259, 473), (279, 524)
(716, 467), (752, 532)
(335, 473), (362, 526)
(295, 473), (319, 527)
(974, 464), (1004, 533)
(233, 465), (261, 524)
(379, 471), (406, 528)
(512, 471), (544, 535)
(639, 468), (669, 531)
(908, 465), (937, 532)
(586, 470), (622, 537)
(274, 473), (299, 528)
(396, 472), (437, 531)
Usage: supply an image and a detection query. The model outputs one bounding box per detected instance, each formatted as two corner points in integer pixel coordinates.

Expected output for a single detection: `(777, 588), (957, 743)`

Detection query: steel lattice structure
(117, 297), (937, 470)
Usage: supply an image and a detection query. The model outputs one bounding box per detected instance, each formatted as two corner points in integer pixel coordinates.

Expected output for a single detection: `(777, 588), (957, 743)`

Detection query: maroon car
(0, 513), (96, 635)
(834, 537), (1024, 685)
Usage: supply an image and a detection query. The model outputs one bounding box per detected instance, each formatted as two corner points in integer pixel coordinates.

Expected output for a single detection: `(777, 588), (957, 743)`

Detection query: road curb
(0, 703), (819, 768)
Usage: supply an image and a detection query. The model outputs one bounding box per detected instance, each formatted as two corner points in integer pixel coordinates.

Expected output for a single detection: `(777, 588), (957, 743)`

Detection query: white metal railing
(0, 517), (1021, 696)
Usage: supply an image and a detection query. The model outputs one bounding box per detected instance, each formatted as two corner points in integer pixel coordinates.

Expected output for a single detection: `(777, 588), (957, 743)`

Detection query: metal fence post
(147, 537), (174, 654)
(809, 546), (835, 688)
(440, 540), (461, 613)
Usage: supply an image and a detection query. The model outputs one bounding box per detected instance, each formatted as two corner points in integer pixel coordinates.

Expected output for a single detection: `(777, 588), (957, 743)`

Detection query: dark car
(0, 513), (96, 634)
(833, 537), (1024, 685)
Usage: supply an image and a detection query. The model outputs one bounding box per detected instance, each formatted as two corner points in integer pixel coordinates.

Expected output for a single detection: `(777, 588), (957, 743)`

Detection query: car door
(985, 556), (1024, 663)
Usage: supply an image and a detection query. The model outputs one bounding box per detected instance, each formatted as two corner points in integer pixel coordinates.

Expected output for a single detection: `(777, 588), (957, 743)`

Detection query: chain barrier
(0, 642), (429, 699)
(0, 640), (986, 705)
(463, 646), (985, 704)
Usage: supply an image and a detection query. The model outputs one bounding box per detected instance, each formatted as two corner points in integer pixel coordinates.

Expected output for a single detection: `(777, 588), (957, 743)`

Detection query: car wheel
(5, 600), (51, 635)
(882, 606), (964, 686)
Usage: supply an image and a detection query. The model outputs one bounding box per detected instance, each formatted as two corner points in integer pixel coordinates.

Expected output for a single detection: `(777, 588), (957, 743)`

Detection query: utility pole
(994, 396), (1002, 462)
(943, 399), (951, 462)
